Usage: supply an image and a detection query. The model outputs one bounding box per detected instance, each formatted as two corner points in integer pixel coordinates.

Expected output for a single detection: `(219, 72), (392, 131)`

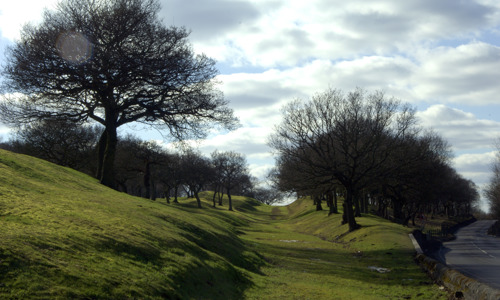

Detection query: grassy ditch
(239, 200), (448, 300)
(0, 149), (447, 299)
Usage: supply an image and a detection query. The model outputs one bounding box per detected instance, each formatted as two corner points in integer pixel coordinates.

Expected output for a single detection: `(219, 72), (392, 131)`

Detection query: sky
(1, 0), (500, 210)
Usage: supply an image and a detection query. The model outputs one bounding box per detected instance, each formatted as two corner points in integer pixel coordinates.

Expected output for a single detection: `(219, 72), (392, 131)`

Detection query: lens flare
(56, 31), (93, 64)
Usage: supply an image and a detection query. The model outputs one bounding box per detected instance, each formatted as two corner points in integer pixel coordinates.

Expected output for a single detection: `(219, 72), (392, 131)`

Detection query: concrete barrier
(410, 233), (500, 300)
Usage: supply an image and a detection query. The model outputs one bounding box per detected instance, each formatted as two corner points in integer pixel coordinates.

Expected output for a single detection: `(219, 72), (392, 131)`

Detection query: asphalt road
(440, 220), (500, 290)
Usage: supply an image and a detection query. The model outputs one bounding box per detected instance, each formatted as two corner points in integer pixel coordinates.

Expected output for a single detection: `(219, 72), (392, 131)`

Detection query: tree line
(268, 88), (479, 231)
(0, 119), (282, 207)
(486, 140), (500, 220)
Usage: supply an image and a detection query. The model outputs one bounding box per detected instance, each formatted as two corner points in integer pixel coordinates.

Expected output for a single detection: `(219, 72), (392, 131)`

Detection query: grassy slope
(0, 149), (261, 299)
(0, 149), (447, 299)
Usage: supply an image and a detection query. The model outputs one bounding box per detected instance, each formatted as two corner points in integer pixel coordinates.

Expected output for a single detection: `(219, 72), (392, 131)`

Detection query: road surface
(440, 220), (500, 290)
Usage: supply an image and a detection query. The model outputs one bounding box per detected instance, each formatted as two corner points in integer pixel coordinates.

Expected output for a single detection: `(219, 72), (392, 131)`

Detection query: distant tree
(157, 152), (183, 204)
(211, 150), (249, 211)
(210, 151), (227, 206)
(252, 187), (284, 205)
(134, 140), (166, 200)
(269, 148), (341, 213)
(485, 141), (500, 219)
(180, 150), (215, 208)
(378, 131), (453, 224)
(8, 119), (100, 173)
(113, 136), (144, 194)
(0, 0), (238, 188)
(269, 88), (418, 231)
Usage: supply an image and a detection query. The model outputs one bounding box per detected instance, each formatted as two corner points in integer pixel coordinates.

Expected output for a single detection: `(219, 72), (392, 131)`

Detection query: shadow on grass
(164, 216), (266, 275)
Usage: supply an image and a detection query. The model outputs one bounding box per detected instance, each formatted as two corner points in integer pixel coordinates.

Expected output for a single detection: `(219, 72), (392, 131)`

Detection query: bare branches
(269, 88), (420, 231)
(0, 0), (238, 187)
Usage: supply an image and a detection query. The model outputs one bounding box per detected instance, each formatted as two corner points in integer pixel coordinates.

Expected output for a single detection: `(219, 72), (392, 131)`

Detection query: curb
(408, 233), (423, 254)
(410, 233), (500, 300)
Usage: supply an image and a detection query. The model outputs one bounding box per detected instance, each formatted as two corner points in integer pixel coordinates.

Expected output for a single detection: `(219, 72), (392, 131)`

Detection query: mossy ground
(0, 149), (447, 299)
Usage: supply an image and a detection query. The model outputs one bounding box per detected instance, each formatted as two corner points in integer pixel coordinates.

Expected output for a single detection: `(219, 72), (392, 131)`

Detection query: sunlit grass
(0, 150), (260, 299)
(239, 201), (447, 300)
(0, 149), (447, 299)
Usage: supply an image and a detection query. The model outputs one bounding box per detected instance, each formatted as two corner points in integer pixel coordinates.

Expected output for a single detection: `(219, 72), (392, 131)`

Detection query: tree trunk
(165, 189), (171, 204)
(315, 195), (323, 211)
(173, 185), (179, 203)
(227, 188), (233, 211)
(354, 194), (361, 217)
(195, 191), (202, 208)
(344, 187), (360, 231)
(165, 186), (171, 203)
(327, 191), (337, 215)
(393, 199), (404, 222)
(100, 122), (117, 188)
(218, 186), (224, 206)
(212, 190), (217, 207)
(333, 188), (338, 214)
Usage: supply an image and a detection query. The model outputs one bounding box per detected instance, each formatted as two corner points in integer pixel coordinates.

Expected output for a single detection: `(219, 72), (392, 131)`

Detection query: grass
(239, 201), (447, 300)
(0, 149), (448, 299)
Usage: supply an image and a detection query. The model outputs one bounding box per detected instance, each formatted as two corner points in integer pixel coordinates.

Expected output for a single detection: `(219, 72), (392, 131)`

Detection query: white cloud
(416, 105), (500, 151)
(221, 40), (500, 115)
(0, 0), (58, 41)
(413, 42), (500, 105)
(0, 124), (10, 136)
(453, 151), (497, 212)
(169, 0), (500, 68)
(453, 151), (496, 184)
(160, 126), (275, 180)
(163, 126), (273, 160)
(248, 163), (274, 181)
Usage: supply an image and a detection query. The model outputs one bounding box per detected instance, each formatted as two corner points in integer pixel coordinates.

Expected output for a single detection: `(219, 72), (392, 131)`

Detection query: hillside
(0, 149), (448, 299)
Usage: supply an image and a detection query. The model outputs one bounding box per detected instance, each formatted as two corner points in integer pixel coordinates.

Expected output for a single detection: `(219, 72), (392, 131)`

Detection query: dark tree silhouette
(211, 150), (249, 211)
(269, 88), (418, 231)
(486, 140), (500, 219)
(180, 150), (215, 208)
(0, 0), (238, 188)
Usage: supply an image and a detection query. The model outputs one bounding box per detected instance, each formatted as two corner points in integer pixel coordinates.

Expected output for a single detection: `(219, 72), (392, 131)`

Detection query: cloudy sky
(1, 0), (500, 209)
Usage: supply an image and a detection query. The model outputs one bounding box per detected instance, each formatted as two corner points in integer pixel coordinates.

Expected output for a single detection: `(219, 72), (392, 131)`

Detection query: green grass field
(0, 149), (447, 299)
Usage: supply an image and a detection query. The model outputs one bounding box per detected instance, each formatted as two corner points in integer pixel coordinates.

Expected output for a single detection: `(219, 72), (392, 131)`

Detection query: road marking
(472, 243), (497, 258)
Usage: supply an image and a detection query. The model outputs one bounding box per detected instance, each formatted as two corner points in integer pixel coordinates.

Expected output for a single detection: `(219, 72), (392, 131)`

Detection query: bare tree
(180, 150), (214, 208)
(486, 140), (500, 219)
(0, 0), (238, 188)
(132, 140), (166, 200)
(157, 152), (183, 204)
(269, 88), (418, 231)
(252, 187), (284, 205)
(211, 150), (249, 211)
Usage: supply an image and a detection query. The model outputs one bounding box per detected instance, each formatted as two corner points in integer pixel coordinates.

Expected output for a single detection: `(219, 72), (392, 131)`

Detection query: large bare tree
(0, 0), (238, 187)
(269, 88), (418, 231)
